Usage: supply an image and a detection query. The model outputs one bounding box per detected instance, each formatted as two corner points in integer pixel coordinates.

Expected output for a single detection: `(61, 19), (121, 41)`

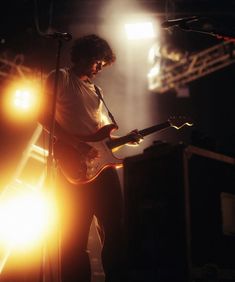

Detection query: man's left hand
(127, 129), (143, 146)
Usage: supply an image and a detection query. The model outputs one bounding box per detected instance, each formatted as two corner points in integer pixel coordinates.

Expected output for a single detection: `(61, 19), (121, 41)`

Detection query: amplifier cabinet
(123, 144), (235, 282)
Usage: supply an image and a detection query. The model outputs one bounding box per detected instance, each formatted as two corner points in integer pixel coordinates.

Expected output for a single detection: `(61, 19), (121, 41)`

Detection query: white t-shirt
(46, 68), (109, 136)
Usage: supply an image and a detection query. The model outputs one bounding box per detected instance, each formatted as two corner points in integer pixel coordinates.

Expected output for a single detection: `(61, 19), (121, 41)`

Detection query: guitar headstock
(168, 116), (194, 129)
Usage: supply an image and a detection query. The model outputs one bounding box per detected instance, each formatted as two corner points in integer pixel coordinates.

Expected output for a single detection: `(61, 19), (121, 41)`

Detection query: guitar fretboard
(107, 121), (171, 150)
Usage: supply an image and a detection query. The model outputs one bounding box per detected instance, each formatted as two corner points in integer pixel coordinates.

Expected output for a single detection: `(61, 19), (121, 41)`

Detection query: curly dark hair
(70, 34), (116, 67)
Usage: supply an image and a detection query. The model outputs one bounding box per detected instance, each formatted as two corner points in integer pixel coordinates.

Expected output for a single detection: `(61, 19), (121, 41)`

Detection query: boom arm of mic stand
(177, 25), (235, 42)
(213, 33), (235, 42)
(39, 38), (64, 282)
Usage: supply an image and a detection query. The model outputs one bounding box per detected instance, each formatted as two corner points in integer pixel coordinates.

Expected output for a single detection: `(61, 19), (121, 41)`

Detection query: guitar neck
(138, 121), (170, 137)
(107, 121), (171, 150)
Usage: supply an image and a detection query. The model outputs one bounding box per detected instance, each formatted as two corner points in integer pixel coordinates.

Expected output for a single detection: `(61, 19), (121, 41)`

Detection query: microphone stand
(39, 31), (72, 282)
(47, 38), (62, 186)
(162, 17), (235, 42)
(178, 25), (235, 42)
(45, 31), (72, 186)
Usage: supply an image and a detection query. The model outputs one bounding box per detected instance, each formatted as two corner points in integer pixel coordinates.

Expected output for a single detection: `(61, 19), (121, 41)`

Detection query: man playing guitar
(40, 34), (142, 282)
(40, 33), (192, 282)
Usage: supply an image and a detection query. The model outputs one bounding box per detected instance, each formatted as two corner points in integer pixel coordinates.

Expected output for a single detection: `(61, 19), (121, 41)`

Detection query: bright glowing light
(13, 89), (32, 109)
(0, 248), (11, 274)
(0, 189), (57, 250)
(125, 22), (155, 40)
(3, 78), (42, 123)
(11, 87), (38, 112)
(147, 62), (162, 91)
(148, 43), (161, 65)
(148, 63), (161, 78)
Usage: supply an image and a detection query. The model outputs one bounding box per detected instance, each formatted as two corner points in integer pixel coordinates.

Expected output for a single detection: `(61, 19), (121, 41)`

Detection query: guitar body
(54, 124), (122, 184)
(53, 117), (193, 184)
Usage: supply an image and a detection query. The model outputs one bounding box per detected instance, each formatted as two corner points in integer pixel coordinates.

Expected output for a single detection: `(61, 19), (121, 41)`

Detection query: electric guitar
(53, 117), (193, 184)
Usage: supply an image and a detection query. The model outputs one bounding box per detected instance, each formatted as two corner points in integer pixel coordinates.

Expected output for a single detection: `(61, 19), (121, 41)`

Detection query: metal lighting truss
(0, 53), (32, 79)
(148, 41), (235, 93)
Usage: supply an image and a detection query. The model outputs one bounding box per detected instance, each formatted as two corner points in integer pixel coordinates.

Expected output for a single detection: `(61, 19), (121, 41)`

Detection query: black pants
(58, 167), (127, 282)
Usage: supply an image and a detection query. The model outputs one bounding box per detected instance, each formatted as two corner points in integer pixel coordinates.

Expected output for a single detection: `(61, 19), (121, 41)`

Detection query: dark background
(0, 1), (235, 281)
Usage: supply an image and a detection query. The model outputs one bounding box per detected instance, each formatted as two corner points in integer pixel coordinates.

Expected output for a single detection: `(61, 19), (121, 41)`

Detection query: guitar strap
(94, 84), (119, 128)
(65, 68), (119, 127)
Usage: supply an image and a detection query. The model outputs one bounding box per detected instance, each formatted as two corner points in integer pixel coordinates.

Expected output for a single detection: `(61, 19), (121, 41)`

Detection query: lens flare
(0, 190), (57, 250)
(125, 22), (155, 40)
(2, 78), (42, 123)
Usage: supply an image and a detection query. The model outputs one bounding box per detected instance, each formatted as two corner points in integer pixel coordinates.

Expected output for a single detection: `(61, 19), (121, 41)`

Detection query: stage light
(148, 63), (161, 78)
(3, 78), (42, 123)
(13, 89), (32, 110)
(147, 65), (162, 91)
(125, 22), (155, 40)
(148, 43), (161, 65)
(0, 187), (58, 250)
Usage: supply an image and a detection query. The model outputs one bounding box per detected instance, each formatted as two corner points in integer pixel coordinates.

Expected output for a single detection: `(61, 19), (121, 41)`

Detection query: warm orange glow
(2, 78), (42, 123)
(0, 188), (58, 250)
(13, 89), (33, 110)
(125, 22), (156, 40)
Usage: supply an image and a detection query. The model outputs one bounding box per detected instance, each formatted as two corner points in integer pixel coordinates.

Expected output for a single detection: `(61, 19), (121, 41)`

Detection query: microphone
(44, 31), (73, 41)
(161, 16), (199, 29)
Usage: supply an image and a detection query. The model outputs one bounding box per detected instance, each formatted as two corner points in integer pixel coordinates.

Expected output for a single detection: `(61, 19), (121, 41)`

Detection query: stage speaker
(123, 142), (235, 282)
